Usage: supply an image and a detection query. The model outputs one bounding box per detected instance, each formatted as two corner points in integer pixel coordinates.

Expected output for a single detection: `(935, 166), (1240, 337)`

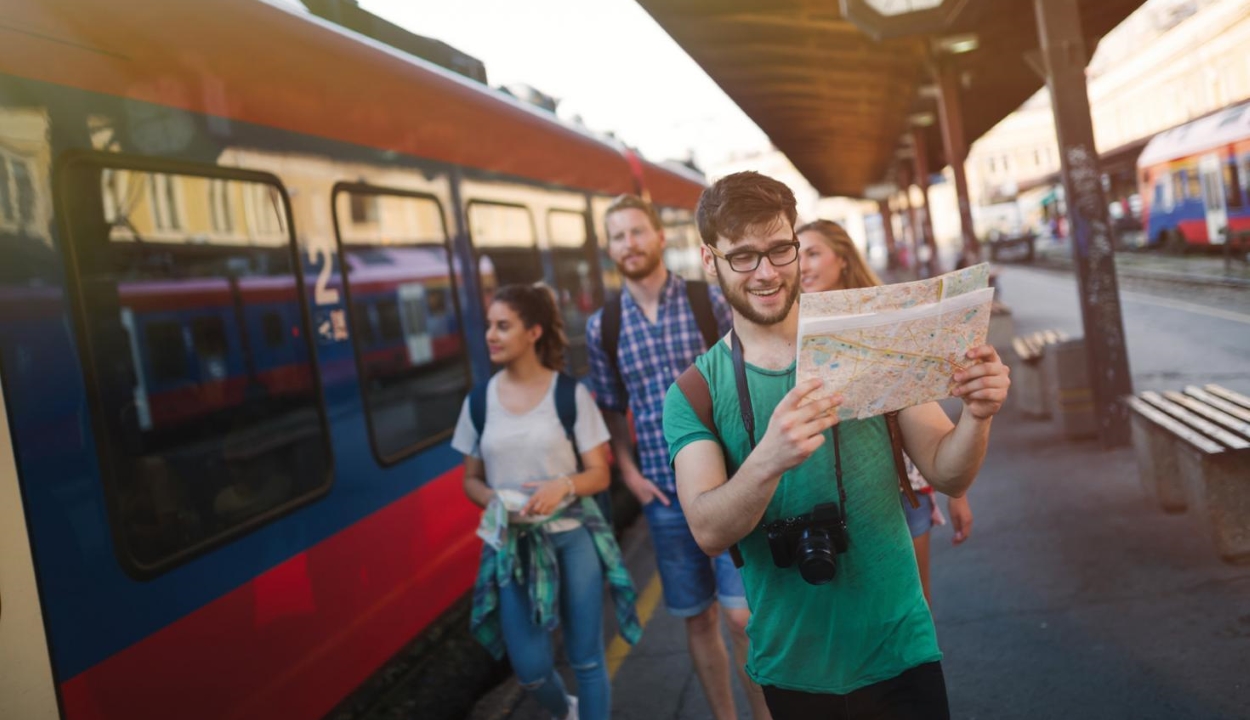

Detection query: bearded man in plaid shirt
(586, 195), (771, 720)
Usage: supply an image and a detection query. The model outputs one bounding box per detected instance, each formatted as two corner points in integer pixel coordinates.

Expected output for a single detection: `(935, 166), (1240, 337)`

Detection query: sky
(357, 0), (772, 168)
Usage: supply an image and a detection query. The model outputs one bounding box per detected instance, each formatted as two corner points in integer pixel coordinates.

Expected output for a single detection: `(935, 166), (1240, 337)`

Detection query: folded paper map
(796, 264), (994, 419)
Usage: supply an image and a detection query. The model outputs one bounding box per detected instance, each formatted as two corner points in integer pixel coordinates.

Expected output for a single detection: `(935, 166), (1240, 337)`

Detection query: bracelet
(562, 476), (576, 499)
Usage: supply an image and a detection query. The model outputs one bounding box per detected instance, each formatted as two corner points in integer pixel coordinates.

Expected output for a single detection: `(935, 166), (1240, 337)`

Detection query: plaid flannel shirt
(586, 273), (733, 495)
(470, 499), (641, 660)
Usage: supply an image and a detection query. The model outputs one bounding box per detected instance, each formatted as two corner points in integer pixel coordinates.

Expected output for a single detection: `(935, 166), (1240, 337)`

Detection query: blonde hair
(795, 219), (882, 290)
(604, 194), (662, 235)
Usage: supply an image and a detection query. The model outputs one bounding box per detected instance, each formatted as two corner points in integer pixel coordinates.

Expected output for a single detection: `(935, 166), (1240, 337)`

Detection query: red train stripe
(59, 466), (481, 720)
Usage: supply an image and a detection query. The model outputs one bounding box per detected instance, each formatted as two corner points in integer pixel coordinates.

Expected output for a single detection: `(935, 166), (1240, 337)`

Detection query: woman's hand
(520, 478), (573, 517)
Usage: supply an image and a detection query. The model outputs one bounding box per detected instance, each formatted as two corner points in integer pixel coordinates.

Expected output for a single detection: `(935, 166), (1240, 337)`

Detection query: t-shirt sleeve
(708, 284), (734, 336)
(449, 395), (481, 459)
(585, 310), (627, 414)
(663, 379), (719, 468)
(573, 382), (612, 454)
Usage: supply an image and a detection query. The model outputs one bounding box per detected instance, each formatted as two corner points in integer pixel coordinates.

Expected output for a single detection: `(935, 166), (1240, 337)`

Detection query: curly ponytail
(492, 283), (568, 372)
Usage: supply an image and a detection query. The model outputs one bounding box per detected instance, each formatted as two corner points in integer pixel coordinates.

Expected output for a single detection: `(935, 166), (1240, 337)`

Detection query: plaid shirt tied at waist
(469, 498), (641, 660)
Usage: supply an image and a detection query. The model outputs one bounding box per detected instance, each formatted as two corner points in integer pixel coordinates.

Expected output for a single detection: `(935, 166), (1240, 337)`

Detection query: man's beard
(616, 248), (663, 280)
(717, 273), (800, 326)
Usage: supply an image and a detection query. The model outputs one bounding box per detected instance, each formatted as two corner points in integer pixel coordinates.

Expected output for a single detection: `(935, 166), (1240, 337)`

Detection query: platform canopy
(636, 0), (1145, 199)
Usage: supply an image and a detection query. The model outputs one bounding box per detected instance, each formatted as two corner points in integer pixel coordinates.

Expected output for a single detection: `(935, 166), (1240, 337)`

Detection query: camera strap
(730, 330), (848, 516)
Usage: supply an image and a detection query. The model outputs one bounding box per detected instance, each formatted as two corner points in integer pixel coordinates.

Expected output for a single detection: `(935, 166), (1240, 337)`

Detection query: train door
(397, 282), (434, 366)
(1199, 153), (1228, 244)
(0, 372), (60, 720)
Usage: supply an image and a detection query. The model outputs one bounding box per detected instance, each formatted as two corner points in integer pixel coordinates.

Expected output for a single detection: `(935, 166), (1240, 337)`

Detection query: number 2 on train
(308, 246), (341, 306)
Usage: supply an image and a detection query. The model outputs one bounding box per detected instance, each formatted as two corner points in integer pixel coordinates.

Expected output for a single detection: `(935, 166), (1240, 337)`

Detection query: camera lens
(796, 527), (837, 585)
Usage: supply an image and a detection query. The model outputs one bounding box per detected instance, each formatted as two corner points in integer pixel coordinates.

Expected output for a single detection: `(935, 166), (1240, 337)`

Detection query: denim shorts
(902, 490), (936, 539)
(643, 493), (747, 617)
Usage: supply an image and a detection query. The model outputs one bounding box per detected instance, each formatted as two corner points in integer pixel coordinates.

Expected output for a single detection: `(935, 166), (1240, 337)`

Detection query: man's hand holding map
(796, 263), (996, 419)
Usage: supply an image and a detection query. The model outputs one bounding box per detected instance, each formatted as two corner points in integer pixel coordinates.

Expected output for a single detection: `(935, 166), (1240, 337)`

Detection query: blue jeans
(498, 525), (608, 720)
(902, 490), (936, 539)
(644, 492), (747, 617)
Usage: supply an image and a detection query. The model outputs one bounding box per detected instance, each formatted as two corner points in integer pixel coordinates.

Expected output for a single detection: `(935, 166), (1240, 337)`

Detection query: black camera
(763, 502), (848, 585)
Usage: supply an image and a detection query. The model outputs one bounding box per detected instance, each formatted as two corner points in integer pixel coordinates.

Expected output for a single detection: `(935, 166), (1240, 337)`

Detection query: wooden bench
(1126, 384), (1250, 563)
(1010, 329), (1068, 419)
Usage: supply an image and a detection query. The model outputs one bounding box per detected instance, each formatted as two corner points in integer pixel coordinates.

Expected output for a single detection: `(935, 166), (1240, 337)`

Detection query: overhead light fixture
(935, 33), (979, 54)
(917, 83), (940, 99)
(909, 112), (936, 127)
(864, 182), (897, 201)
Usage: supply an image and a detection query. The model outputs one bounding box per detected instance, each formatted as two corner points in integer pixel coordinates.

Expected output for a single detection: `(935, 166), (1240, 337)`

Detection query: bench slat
(1164, 391), (1250, 440)
(1205, 384), (1250, 412)
(1185, 386), (1250, 424)
(1140, 392), (1250, 451)
(1127, 396), (1224, 454)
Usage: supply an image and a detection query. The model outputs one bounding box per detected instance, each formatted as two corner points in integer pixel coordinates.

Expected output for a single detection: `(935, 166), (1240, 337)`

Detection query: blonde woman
(796, 220), (972, 604)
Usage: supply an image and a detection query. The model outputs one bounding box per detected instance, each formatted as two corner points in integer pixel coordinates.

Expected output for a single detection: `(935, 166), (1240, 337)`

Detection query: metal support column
(897, 166), (920, 278)
(934, 58), (979, 264)
(900, 181), (920, 277)
(1035, 0), (1133, 447)
(911, 127), (941, 276)
(878, 199), (899, 270)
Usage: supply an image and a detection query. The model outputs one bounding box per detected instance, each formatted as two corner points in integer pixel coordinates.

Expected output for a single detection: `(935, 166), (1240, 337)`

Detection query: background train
(0, 1), (707, 719)
(1137, 97), (1250, 250)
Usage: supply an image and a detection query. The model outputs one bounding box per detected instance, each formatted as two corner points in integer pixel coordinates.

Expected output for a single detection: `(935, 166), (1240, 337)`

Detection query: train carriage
(1137, 99), (1250, 249)
(0, 2), (705, 719)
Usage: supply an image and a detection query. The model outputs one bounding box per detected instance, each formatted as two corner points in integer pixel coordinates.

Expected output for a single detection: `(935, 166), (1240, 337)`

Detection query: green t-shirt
(663, 341), (940, 694)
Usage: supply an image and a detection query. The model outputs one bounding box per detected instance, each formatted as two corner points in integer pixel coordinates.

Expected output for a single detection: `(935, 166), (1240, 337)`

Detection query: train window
(60, 159), (332, 576)
(1172, 172), (1185, 204)
(468, 201), (542, 295)
(661, 207), (703, 281)
(262, 311), (285, 349)
(591, 194), (621, 298)
(1224, 162), (1243, 209)
(1186, 168), (1201, 200)
(333, 186), (469, 462)
(376, 298), (403, 342)
(548, 209), (595, 375)
(1158, 173), (1174, 212)
(145, 321), (187, 383)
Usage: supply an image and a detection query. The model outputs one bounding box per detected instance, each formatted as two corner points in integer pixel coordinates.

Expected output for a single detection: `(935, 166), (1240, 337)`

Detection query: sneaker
(560, 695), (578, 720)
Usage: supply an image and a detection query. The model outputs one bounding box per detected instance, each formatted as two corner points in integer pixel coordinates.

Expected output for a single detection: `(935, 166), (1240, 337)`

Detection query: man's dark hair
(696, 171), (797, 246)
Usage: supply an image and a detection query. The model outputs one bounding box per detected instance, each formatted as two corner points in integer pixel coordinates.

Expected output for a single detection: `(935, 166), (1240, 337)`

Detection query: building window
(62, 160), (332, 576)
(0, 157), (12, 224)
(148, 173), (182, 231)
(209, 179), (234, 234)
(334, 187), (468, 462)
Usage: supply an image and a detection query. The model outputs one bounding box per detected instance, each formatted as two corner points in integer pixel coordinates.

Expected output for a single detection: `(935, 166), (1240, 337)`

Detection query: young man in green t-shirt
(663, 171), (1010, 720)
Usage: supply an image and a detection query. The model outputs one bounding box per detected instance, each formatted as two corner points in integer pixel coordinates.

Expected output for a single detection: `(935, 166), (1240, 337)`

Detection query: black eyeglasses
(707, 240), (801, 273)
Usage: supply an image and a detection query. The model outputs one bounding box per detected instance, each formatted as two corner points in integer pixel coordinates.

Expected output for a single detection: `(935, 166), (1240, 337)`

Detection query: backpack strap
(554, 372), (583, 471)
(885, 411), (921, 509)
(600, 295), (625, 403)
(469, 381), (489, 439)
(675, 365), (744, 568)
(684, 279), (721, 351)
(601, 279), (719, 408)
